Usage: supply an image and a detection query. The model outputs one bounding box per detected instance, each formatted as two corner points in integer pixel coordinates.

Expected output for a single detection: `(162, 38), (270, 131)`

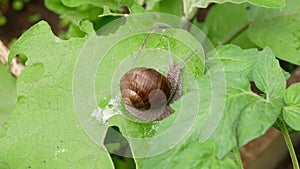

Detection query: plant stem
(279, 119), (299, 169)
(222, 23), (249, 45)
(232, 146), (244, 169)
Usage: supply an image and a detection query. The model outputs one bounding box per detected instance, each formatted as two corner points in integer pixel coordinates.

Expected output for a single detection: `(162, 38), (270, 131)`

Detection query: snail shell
(120, 67), (174, 121)
(120, 67), (172, 109)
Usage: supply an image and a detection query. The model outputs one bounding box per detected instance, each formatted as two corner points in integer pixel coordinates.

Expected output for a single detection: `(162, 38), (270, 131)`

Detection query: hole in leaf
(95, 17), (126, 36)
(16, 54), (28, 64)
(250, 81), (265, 98)
(104, 126), (135, 168)
(279, 59), (298, 74)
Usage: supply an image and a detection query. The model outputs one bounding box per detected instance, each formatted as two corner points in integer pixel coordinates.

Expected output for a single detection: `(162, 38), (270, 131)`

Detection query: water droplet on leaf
(90, 94), (122, 124)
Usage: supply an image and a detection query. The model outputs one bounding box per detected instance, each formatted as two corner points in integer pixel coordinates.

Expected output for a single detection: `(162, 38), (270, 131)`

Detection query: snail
(120, 40), (196, 121)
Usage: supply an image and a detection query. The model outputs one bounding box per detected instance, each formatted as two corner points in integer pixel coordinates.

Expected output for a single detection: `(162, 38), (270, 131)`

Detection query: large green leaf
(205, 3), (257, 48)
(0, 62), (16, 128)
(1, 13), (208, 168)
(1, 21), (114, 169)
(206, 0), (300, 65)
(1, 10), (289, 168)
(73, 13), (206, 167)
(205, 45), (285, 158)
(283, 83), (300, 131)
(183, 0), (285, 20)
(247, 0), (300, 65)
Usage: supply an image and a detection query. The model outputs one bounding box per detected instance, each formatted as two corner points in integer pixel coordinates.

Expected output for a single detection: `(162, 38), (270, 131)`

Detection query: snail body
(120, 40), (196, 121)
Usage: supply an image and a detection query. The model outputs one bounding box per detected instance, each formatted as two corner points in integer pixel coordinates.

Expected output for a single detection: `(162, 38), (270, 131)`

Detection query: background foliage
(1, 0), (300, 169)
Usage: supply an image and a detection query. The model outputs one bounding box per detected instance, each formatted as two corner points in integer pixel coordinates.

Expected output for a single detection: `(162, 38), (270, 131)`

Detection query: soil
(0, 1), (299, 169)
(0, 0), (61, 46)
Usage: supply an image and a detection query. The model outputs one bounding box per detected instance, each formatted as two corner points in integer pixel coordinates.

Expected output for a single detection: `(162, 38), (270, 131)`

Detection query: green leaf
(0, 62), (16, 127)
(247, 0), (300, 64)
(250, 47), (286, 99)
(133, 73), (237, 168)
(150, 0), (183, 17)
(230, 30), (258, 49)
(65, 24), (87, 38)
(205, 3), (257, 48)
(205, 0), (300, 65)
(129, 0), (182, 16)
(45, 0), (134, 33)
(284, 83), (300, 131)
(0, 15), (7, 26)
(73, 13), (205, 166)
(183, 0), (285, 20)
(12, 0), (24, 11)
(2, 13), (208, 168)
(206, 44), (256, 74)
(128, 2), (146, 13)
(138, 141), (238, 169)
(61, 0), (134, 8)
(1, 21), (114, 169)
(99, 6), (128, 17)
(144, 0), (163, 10)
(45, 0), (105, 25)
(205, 45), (285, 158)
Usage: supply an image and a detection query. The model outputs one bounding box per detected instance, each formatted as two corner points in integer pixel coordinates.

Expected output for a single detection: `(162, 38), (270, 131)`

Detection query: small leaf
(99, 6), (128, 17)
(284, 83), (300, 131)
(144, 0), (163, 10)
(61, 0), (134, 8)
(250, 47), (286, 99)
(128, 3), (146, 13)
(150, 0), (183, 17)
(45, 0), (106, 24)
(204, 45), (284, 158)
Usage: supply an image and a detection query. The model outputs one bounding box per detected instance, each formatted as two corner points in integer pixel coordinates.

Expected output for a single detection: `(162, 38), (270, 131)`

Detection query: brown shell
(120, 67), (172, 111)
